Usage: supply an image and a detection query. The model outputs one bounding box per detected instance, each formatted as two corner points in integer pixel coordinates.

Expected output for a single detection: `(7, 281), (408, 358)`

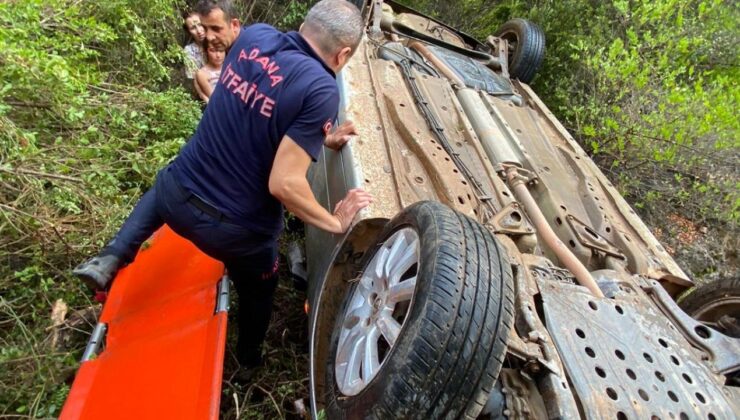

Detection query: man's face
(200, 8), (240, 52)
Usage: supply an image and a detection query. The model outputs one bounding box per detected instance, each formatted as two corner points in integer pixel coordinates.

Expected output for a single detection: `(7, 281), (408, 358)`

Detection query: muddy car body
(302, 1), (740, 418)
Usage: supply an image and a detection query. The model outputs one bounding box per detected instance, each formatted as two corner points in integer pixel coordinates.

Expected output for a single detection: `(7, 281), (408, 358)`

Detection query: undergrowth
(0, 0), (313, 417)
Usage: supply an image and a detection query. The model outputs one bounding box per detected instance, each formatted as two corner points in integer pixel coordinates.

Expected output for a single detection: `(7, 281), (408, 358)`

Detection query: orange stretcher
(60, 225), (227, 420)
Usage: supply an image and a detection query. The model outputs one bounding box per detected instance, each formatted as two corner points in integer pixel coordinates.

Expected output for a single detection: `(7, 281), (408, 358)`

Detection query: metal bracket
(499, 164), (534, 185)
(500, 368), (547, 419)
(81, 322), (107, 362)
(511, 264), (580, 418)
(489, 202), (535, 235)
(485, 35), (510, 79)
(215, 276), (230, 313)
(567, 215), (625, 259)
(644, 279), (740, 375)
(370, 0), (384, 38)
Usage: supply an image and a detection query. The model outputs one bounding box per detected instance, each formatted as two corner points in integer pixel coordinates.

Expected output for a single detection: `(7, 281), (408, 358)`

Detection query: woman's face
(207, 46), (226, 67)
(185, 15), (205, 43)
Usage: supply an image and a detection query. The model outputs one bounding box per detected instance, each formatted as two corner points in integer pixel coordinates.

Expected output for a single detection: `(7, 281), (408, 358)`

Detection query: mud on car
(298, 1), (740, 418)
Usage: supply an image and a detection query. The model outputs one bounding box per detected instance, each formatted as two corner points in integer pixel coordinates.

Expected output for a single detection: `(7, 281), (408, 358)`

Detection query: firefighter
(74, 0), (370, 374)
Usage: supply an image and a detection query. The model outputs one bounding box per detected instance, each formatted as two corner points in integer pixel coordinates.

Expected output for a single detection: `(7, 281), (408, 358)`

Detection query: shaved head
(300, 0), (363, 56)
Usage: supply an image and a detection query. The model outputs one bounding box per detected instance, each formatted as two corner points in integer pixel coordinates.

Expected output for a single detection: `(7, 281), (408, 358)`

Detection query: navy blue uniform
(102, 24), (339, 367)
(173, 24), (339, 237)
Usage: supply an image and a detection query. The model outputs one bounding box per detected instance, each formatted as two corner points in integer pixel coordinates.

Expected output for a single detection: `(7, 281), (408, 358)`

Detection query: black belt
(186, 193), (230, 222)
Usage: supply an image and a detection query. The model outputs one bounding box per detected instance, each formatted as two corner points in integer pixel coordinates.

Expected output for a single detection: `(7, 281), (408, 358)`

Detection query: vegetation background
(0, 0), (736, 418)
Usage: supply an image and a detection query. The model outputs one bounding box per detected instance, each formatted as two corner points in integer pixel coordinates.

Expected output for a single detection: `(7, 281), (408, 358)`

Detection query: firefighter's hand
(325, 121), (357, 151)
(332, 188), (373, 233)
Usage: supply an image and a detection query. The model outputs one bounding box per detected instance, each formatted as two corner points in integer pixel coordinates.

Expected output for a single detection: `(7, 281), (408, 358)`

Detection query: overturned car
(301, 1), (740, 418)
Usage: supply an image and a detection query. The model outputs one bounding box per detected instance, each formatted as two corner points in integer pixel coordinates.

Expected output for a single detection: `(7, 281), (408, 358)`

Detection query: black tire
(494, 18), (545, 83)
(324, 201), (514, 419)
(679, 278), (740, 338)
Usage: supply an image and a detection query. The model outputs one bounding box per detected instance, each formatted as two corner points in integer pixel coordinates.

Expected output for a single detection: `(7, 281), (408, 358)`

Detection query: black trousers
(102, 165), (280, 366)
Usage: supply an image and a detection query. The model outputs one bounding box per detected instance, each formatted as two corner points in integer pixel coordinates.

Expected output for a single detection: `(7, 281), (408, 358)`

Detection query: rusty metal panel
(336, 41), (402, 220)
(516, 82), (691, 285)
(350, 50), (479, 217)
(541, 279), (735, 419)
(394, 13), (467, 48)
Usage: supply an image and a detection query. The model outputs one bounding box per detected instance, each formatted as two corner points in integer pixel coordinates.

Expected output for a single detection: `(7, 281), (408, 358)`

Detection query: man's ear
(230, 18), (240, 31)
(337, 46), (353, 68)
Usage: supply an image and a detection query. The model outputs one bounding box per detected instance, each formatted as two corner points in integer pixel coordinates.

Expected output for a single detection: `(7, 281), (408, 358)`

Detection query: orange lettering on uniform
(269, 75), (283, 88)
(254, 56), (269, 69)
(243, 83), (257, 104)
(250, 92), (266, 108)
(265, 61), (280, 74)
(220, 64), (235, 84)
(238, 49), (248, 61)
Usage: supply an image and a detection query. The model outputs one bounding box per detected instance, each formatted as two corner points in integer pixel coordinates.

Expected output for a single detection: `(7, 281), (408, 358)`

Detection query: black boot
(73, 255), (122, 290)
(234, 352), (264, 384)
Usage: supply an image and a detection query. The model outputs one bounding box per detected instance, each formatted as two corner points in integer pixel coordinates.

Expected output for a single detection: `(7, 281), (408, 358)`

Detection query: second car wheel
(324, 201), (515, 419)
(494, 18), (546, 83)
(679, 277), (740, 338)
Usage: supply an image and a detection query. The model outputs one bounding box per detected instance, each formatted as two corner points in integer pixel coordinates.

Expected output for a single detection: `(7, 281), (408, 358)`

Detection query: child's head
(203, 39), (226, 67)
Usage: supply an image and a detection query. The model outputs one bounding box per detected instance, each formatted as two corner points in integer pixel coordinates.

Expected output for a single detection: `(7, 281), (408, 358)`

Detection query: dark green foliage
(0, 0), (314, 416)
(0, 0), (201, 416)
(400, 0), (739, 226)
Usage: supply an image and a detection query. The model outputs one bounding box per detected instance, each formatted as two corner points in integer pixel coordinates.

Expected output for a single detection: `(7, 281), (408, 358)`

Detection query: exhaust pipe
(409, 41), (602, 298)
(506, 167), (604, 298)
(409, 41), (524, 166)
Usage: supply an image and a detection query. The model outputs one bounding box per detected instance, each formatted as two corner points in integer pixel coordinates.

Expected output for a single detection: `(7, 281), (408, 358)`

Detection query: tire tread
(325, 202), (515, 419)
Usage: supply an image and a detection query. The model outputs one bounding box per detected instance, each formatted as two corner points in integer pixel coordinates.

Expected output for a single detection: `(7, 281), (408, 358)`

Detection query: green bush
(0, 0), (201, 416)
(400, 0), (739, 225)
(0, 0), (317, 415)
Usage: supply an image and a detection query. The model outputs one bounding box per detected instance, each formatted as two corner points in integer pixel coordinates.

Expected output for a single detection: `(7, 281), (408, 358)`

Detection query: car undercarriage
(302, 1), (740, 418)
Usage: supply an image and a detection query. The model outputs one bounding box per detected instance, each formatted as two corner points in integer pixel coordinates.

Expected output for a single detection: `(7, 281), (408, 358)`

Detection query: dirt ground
(650, 214), (738, 286)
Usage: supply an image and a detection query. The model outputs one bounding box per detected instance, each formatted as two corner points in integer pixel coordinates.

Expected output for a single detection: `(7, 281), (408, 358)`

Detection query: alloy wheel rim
(335, 227), (420, 396)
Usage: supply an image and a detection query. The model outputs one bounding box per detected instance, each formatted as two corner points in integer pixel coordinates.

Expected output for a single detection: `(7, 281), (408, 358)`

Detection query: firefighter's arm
(269, 134), (373, 234)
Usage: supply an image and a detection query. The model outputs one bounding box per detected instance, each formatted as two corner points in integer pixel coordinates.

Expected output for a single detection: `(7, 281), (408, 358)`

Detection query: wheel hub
(373, 297), (382, 310)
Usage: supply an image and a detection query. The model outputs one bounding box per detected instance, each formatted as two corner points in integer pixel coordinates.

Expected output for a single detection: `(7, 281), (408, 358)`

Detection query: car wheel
(679, 278), (740, 338)
(324, 201), (514, 419)
(494, 18), (545, 83)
